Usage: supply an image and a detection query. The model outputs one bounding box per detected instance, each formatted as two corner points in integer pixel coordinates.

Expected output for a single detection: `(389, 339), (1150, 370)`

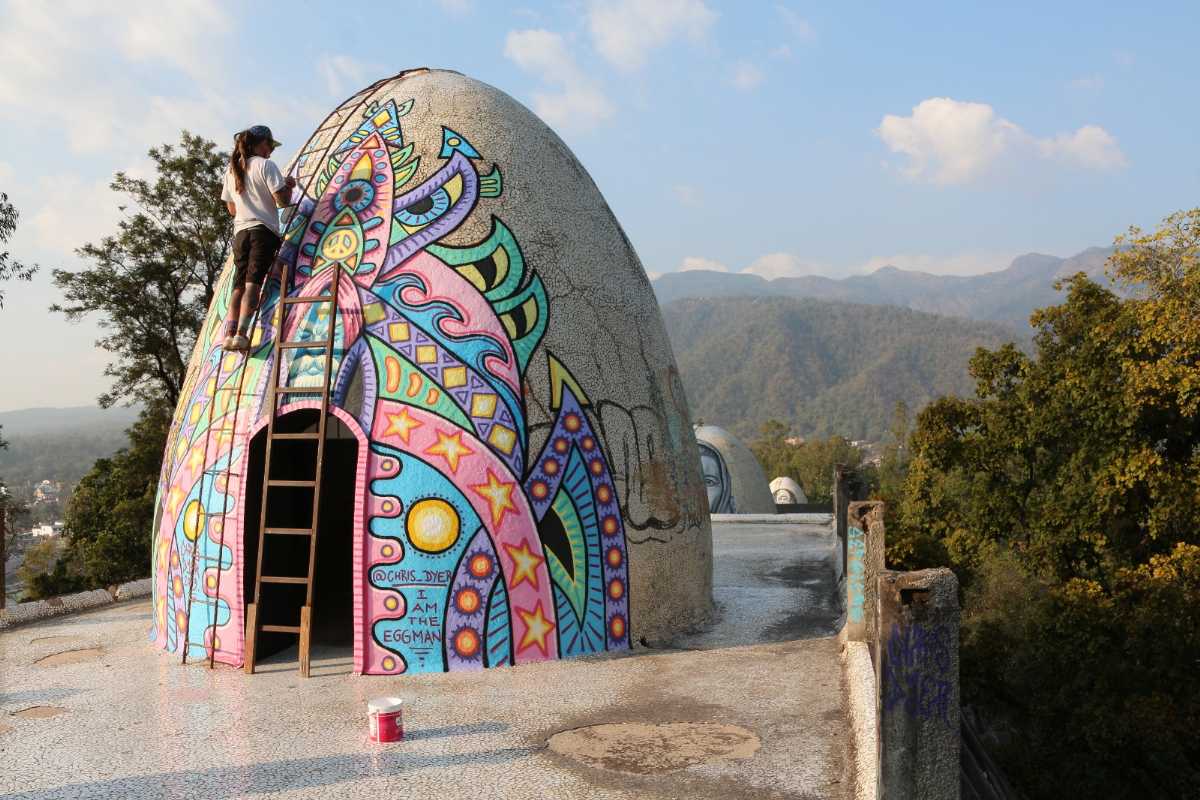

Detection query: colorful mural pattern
(151, 97), (630, 674)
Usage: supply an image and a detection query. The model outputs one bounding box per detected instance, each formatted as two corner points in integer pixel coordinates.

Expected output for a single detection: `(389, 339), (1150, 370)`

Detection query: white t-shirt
(221, 156), (287, 235)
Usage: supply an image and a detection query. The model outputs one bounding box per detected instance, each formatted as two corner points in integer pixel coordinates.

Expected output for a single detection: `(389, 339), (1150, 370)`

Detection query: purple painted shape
(523, 384), (631, 650)
(376, 152), (479, 281)
(443, 529), (499, 671)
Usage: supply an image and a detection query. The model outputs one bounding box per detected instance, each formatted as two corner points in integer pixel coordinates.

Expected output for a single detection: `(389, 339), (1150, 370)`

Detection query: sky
(0, 0), (1197, 411)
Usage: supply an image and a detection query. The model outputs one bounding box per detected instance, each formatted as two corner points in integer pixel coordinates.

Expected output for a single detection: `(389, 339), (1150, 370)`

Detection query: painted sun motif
(406, 498), (461, 553)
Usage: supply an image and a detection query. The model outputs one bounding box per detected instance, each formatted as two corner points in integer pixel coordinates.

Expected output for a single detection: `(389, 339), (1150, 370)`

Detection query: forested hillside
(662, 296), (1022, 440)
(0, 405), (139, 491)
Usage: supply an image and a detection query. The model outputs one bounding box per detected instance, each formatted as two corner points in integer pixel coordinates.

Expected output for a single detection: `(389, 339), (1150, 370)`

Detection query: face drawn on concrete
(698, 442), (734, 514)
(774, 488), (799, 504)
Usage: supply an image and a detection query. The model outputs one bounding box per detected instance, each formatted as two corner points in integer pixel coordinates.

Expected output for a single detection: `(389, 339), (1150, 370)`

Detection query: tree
(0, 191), (37, 308)
(890, 209), (1200, 798)
(750, 420), (866, 503)
(51, 132), (231, 408)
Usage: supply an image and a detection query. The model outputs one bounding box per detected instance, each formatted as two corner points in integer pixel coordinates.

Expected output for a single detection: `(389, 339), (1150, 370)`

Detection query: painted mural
(151, 94), (631, 674)
(697, 442), (734, 514)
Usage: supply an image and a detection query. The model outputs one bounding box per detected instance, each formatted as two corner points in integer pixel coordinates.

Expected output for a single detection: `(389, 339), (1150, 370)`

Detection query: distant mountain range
(0, 405), (140, 490)
(662, 296), (1021, 441)
(653, 247), (1114, 329)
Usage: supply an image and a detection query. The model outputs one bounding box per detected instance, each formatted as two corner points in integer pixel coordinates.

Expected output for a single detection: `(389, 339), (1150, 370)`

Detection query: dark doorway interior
(243, 410), (358, 660)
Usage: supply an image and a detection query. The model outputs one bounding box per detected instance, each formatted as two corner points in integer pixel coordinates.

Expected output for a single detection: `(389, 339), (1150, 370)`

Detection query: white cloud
(1038, 125), (1127, 170)
(27, 173), (124, 257)
(769, 44), (794, 60)
(679, 256), (728, 272)
(776, 5), (815, 41)
(587, 0), (717, 71)
(877, 97), (1127, 184)
(504, 29), (614, 133)
(317, 54), (371, 97)
(729, 61), (765, 91)
(742, 253), (826, 279)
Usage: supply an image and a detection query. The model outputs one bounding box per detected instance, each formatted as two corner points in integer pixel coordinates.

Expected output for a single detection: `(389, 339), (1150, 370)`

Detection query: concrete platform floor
(0, 521), (849, 799)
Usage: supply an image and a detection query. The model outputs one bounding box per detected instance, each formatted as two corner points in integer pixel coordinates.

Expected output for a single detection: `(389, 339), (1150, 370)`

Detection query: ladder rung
(273, 432), (322, 440)
(265, 527), (313, 536)
(283, 295), (333, 305)
(267, 479), (316, 488)
(276, 386), (322, 394)
(261, 576), (308, 585)
(280, 340), (331, 349)
(260, 624), (301, 634)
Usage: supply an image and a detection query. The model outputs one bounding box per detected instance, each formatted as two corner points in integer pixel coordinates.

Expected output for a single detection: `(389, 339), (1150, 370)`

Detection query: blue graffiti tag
(847, 525), (866, 624)
(882, 621), (953, 727)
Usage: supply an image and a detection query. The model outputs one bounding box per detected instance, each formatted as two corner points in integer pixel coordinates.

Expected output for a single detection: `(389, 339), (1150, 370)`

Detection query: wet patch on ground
(34, 647), (104, 666)
(10, 705), (67, 719)
(548, 722), (761, 774)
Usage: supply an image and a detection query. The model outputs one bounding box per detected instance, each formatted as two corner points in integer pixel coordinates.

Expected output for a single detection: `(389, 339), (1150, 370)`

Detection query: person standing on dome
(220, 125), (296, 351)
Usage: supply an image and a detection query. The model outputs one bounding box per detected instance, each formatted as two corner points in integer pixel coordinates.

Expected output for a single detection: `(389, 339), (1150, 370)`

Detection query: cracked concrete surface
(1, 520), (848, 799)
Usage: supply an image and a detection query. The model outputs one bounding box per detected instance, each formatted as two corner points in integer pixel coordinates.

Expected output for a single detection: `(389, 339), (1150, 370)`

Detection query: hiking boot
(227, 334), (251, 351)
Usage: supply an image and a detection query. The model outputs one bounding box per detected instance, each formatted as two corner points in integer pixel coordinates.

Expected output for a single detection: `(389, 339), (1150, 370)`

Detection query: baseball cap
(246, 125), (282, 148)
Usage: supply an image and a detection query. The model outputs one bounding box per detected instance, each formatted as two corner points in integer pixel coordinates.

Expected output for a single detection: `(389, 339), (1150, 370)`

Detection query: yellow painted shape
(388, 321), (410, 342)
(406, 498), (461, 553)
(363, 303), (385, 324)
(488, 425), (517, 455)
(416, 345), (437, 364)
(471, 393), (497, 418)
(443, 366), (466, 388)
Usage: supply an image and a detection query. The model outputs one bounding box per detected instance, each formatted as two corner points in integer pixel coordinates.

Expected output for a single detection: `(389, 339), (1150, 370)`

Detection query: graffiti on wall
(881, 621), (953, 726)
(151, 95), (631, 673)
(697, 441), (734, 514)
(846, 525), (866, 624)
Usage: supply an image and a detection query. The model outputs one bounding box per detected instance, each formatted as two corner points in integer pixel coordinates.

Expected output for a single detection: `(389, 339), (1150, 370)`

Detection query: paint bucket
(368, 697), (404, 743)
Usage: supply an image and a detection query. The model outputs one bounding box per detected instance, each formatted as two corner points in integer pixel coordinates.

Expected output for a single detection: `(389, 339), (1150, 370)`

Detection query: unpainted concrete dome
(693, 425), (775, 514)
(150, 69), (712, 675)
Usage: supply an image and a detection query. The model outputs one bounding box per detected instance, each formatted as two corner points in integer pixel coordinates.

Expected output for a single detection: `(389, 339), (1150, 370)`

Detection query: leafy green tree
(51, 132), (231, 408)
(891, 210), (1200, 798)
(0, 191), (37, 308)
(750, 420), (865, 503)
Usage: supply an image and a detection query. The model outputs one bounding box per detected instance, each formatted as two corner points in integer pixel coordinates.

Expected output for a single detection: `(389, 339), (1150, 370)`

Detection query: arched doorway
(242, 408), (361, 662)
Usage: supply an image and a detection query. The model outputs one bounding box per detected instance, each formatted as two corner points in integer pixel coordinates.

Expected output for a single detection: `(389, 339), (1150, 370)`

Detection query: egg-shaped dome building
(150, 69), (712, 675)
(693, 425), (775, 515)
(769, 477), (808, 505)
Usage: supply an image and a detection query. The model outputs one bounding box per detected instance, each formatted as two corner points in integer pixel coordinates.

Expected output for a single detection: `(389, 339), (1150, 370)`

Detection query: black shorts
(232, 226), (281, 286)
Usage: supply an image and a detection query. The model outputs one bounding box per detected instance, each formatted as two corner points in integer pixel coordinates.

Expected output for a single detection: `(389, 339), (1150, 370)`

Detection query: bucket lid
(368, 696), (404, 713)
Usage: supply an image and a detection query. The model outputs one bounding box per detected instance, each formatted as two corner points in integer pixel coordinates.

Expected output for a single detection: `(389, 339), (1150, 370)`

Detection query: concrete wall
(0, 578), (152, 630)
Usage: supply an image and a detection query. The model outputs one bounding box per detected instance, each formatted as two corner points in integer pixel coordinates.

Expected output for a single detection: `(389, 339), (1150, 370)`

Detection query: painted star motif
(425, 429), (474, 473)
(383, 407), (421, 443)
(166, 487), (186, 519)
(503, 541), (544, 589)
(186, 443), (206, 475)
(516, 602), (555, 656)
(471, 469), (517, 526)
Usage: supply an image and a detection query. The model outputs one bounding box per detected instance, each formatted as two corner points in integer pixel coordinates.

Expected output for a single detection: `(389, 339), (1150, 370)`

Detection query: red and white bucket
(368, 696), (404, 743)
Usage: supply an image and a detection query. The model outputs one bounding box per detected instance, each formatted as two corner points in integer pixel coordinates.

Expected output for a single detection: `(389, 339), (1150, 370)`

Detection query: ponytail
(230, 131), (250, 194)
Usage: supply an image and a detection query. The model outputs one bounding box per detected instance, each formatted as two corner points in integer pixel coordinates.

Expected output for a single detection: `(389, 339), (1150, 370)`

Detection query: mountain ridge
(653, 247), (1113, 328)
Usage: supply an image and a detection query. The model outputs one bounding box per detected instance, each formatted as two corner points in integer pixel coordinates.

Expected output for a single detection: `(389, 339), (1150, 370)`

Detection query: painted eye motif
(333, 179), (376, 213)
(396, 188), (450, 227)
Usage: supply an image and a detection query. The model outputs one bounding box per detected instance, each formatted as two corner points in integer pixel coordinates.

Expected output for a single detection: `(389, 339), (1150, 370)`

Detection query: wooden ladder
(244, 260), (342, 678)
